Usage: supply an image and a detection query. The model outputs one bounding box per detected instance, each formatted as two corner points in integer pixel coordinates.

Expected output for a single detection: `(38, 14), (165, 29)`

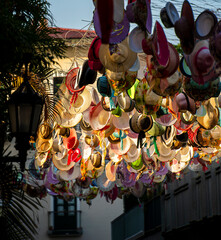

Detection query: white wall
(36, 195), (123, 240)
(77, 196), (123, 240)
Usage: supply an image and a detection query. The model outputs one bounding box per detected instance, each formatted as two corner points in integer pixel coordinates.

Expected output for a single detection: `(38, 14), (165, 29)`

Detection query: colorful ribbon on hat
(113, 130), (127, 150)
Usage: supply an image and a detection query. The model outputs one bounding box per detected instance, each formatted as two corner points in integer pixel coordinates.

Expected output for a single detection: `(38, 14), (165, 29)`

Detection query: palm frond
(0, 163), (42, 240)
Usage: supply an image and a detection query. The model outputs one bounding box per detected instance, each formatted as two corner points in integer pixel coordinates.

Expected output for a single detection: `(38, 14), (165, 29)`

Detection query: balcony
(47, 210), (82, 237)
(111, 204), (145, 240)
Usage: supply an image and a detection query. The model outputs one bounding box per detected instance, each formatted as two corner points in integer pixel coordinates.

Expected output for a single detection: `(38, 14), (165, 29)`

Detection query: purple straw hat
(120, 161), (136, 187)
(126, 2), (136, 23)
(94, 9), (130, 44)
(139, 174), (151, 184)
(47, 167), (59, 185)
(155, 163), (169, 176)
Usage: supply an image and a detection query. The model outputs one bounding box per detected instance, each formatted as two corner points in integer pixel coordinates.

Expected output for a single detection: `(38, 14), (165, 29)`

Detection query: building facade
(112, 161), (221, 240)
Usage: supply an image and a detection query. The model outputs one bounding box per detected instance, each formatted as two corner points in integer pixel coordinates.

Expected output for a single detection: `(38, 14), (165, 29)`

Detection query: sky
(48, 0), (95, 29)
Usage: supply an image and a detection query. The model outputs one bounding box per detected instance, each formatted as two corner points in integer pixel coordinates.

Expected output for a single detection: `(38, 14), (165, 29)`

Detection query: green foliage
(0, 163), (42, 240)
(174, 43), (183, 57)
(0, 0), (67, 75)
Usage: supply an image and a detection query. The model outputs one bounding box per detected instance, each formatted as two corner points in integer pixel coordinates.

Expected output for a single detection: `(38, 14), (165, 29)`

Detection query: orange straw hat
(105, 160), (118, 182)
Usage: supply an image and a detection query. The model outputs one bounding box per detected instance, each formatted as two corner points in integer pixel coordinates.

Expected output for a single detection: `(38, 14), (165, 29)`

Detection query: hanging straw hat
(35, 136), (53, 153)
(85, 134), (100, 148)
(175, 145), (193, 162)
(94, 7), (130, 44)
(146, 120), (166, 137)
(105, 160), (118, 182)
(175, 92), (196, 115)
(57, 110), (82, 128)
(52, 154), (75, 171)
(112, 112), (130, 130)
(113, 0), (125, 23)
(129, 26), (146, 53)
(134, 78), (162, 115)
(51, 137), (68, 159)
(142, 21), (169, 68)
(37, 122), (53, 140)
(209, 20), (221, 62)
(117, 91), (135, 112)
(174, 0), (195, 55)
(65, 67), (85, 101)
(161, 125), (176, 148)
(129, 155), (145, 172)
(96, 171), (116, 192)
(129, 111), (153, 135)
(166, 158), (189, 173)
(69, 87), (92, 114)
(197, 97), (219, 130)
(195, 9), (217, 40)
(156, 141), (177, 162)
(156, 42), (180, 79)
(107, 147), (123, 163)
(184, 40), (218, 85)
(123, 141), (141, 163)
(89, 102), (112, 130)
(88, 36), (104, 71)
(110, 136), (131, 155)
(59, 163), (81, 181)
(35, 151), (49, 167)
(90, 151), (103, 168)
(160, 2), (179, 28)
(99, 37), (137, 72)
(134, 0), (152, 33)
(155, 112), (177, 127)
(97, 75), (112, 97)
(80, 117), (93, 132)
(56, 126), (70, 138)
(77, 60), (97, 88)
(62, 128), (78, 149)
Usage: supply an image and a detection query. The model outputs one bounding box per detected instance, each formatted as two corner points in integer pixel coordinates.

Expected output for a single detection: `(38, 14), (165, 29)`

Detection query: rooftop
(50, 27), (96, 39)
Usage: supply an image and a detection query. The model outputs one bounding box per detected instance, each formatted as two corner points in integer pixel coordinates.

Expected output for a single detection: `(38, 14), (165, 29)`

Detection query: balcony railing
(48, 210), (82, 237)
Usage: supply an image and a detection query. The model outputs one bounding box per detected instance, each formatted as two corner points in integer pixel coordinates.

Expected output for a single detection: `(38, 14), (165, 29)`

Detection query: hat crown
(195, 48), (214, 72)
(109, 44), (128, 63)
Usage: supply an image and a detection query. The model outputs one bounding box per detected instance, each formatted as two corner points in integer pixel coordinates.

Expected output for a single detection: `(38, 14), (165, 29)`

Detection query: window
(48, 197), (82, 237)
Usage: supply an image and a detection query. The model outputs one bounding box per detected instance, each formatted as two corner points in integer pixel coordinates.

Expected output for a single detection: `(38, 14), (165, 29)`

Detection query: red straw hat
(142, 21), (169, 68)
(96, 0), (113, 44)
(63, 128), (78, 149)
(88, 37), (104, 71)
(65, 67), (85, 105)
